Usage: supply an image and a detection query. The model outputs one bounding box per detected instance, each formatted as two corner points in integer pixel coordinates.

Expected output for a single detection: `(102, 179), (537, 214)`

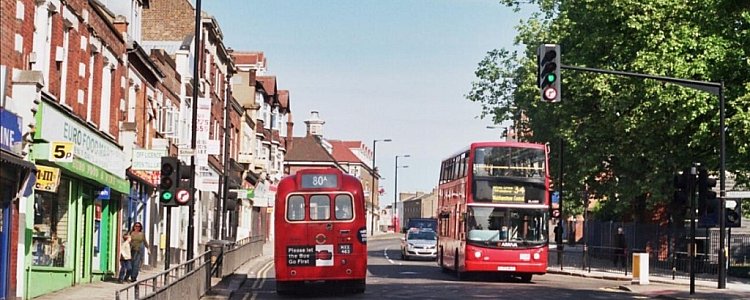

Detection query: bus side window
(310, 195), (331, 220)
(334, 194), (353, 220)
(287, 195), (305, 221)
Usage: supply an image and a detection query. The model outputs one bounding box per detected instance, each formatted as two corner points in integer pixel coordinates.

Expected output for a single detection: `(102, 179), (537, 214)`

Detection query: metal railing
(114, 251), (212, 300)
(209, 235), (265, 278)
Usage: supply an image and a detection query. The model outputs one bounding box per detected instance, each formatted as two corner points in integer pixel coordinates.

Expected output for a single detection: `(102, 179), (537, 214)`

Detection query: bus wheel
(454, 253), (464, 281)
(439, 249), (449, 273)
(276, 281), (292, 296)
(519, 274), (533, 283)
(353, 279), (366, 294)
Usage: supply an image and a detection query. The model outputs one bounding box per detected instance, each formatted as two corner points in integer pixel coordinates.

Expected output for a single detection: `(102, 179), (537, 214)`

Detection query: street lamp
(394, 154), (410, 233)
(486, 125), (512, 141)
(371, 139), (391, 236)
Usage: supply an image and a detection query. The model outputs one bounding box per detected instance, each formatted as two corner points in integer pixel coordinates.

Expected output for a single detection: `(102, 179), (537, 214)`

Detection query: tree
(468, 0), (750, 221)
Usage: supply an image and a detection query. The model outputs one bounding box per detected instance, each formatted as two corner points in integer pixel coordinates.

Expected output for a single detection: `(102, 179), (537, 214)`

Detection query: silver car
(401, 229), (438, 260)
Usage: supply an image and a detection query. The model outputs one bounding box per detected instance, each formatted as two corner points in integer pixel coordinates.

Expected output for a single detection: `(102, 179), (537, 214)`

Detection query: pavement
(32, 266), (166, 300)
(27, 233), (750, 300)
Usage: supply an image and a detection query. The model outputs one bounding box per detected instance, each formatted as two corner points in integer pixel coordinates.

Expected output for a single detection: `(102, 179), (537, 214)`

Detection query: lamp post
(371, 139), (391, 236)
(486, 125), (512, 141)
(394, 154), (410, 233)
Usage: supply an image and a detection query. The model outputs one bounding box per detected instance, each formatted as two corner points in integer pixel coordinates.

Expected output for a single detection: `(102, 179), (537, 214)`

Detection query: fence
(114, 251), (212, 300)
(549, 220), (750, 281)
(211, 235), (265, 277)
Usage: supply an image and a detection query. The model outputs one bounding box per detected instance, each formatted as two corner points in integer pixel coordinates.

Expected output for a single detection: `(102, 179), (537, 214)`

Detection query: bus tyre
(455, 253), (464, 281)
(439, 249), (449, 273)
(519, 274), (533, 283)
(276, 281), (291, 296)
(353, 279), (366, 294)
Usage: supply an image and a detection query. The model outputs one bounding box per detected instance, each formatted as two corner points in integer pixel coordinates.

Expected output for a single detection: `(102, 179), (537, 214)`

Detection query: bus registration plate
(498, 266), (516, 271)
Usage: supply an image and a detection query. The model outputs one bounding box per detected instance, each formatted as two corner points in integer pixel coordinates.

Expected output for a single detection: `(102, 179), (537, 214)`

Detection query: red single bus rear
(274, 168), (367, 294)
(437, 141), (550, 282)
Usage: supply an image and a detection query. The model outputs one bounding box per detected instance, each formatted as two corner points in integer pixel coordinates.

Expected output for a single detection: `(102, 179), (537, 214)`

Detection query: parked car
(401, 228), (438, 260)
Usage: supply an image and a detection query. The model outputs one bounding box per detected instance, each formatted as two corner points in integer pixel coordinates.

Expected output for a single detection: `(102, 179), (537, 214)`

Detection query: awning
(0, 149), (36, 171)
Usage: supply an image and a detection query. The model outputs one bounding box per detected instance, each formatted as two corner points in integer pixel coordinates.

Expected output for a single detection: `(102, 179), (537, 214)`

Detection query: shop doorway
(1, 181), (13, 299)
(77, 185), (94, 283)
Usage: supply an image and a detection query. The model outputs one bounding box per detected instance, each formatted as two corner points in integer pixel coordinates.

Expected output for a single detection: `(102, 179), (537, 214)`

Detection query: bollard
(632, 252), (650, 285)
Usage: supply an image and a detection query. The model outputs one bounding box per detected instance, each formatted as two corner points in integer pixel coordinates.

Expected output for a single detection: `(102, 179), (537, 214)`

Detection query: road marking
(248, 260), (274, 300)
(399, 271), (419, 275)
(383, 246), (402, 265)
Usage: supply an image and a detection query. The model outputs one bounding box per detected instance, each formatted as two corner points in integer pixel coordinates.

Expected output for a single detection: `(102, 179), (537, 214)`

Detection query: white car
(401, 228), (438, 260)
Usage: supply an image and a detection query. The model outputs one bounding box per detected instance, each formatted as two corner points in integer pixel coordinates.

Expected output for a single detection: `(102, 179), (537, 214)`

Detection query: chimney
(305, 111), (325, 137)
(286, 112), (294, 149)
(248, 69), (257, 87)
(114, 15), (128, 39)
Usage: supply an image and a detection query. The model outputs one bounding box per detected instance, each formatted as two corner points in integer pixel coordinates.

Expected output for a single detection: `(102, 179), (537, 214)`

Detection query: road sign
(178, 148), (195, 156)
(49, 141), (74, 162)
(175, 188), (191, 205)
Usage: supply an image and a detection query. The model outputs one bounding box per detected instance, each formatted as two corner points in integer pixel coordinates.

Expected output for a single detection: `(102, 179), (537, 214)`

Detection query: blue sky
(201, 0), (532, 206)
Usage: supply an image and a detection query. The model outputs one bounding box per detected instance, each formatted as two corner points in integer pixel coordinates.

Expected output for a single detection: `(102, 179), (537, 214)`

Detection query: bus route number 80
(301, 174), (338, 189)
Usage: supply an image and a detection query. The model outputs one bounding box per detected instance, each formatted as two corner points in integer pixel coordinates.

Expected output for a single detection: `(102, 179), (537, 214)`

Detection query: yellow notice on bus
(492, 186), (525, 202)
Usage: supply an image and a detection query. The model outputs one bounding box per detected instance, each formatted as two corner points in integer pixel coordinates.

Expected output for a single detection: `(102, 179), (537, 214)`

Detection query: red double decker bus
(437, 141), (550, 282)
(274, 168), (367, 294)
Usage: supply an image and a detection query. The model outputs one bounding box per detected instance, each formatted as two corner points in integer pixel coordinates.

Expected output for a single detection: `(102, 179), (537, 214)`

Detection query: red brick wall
(142, 0), (196, 41)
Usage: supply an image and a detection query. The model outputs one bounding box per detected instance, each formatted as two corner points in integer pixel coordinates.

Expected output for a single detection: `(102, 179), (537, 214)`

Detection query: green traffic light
(546, 73), (556, 83)
(162, 192), (173, 201)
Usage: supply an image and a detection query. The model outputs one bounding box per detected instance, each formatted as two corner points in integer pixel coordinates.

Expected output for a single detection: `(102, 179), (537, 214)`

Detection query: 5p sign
(49, 141), (75, 162)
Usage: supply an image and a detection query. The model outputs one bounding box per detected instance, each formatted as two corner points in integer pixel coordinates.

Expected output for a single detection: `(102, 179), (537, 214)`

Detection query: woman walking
(128, 222), (149, 282)
(118, 234), (132, 283)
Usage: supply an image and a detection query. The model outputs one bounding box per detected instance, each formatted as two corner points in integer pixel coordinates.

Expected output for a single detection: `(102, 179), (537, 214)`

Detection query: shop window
(32, 178), (70, 267)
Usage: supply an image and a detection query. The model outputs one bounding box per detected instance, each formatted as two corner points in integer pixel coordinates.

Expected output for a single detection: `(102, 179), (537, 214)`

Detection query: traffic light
(726, 198), (742, 228)
(673, 168), (693, 214)
(225, 191), (238, 211)
(697, 168), (718, 227)
(538, 44), (561, 103)
(174, 162), (193, 205)
(160, 156), (180, 206)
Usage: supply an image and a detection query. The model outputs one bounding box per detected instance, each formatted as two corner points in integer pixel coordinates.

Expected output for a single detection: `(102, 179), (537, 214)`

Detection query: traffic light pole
(188, 0), (202, 262)
(689, 165), (697, 295)
(560, 64), (727, 288)
(165, 207), (171, 270)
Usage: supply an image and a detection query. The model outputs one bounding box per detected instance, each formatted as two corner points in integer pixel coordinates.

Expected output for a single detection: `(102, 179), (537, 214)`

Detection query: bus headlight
(533, 253), (541, 260)
(474, 250), (482, 259)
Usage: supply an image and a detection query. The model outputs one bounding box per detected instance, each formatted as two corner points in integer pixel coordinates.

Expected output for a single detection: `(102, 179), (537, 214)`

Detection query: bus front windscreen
(466, 206), (548, 248)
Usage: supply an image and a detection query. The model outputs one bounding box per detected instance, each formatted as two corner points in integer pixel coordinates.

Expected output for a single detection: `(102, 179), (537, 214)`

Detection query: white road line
(249, 260), (274, 300)
(383, 246), (402, 265)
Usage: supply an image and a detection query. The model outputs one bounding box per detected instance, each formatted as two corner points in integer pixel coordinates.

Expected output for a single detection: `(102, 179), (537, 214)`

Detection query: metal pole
(557, 138), (564, 269)
(221, 75), (232, 240)
(690, 164), (697, 295)
(370, 140), (377, 236)
(165, 207), (171, 270)
(718, 81), (726, 289)
(394, 155), (399, 233)
(188, 0), (202, 261)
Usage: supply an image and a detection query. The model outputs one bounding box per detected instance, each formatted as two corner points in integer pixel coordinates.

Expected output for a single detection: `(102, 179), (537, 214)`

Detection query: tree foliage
(468, 0), (750, 221)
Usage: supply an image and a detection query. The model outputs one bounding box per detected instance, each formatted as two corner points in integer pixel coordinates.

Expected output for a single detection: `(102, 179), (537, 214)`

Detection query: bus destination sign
(492, 186), (525, 202)
(300, 174), (338, 189)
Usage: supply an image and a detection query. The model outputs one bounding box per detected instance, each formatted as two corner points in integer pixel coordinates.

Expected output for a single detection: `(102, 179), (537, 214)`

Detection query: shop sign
(36, 102), (126, 178)
(35, 165), (61, 192)
(49, 141), (75, 162)
(0, 108), (23, 154)
(33, 143), (130, 193)
(97, 186), (111, 200)
(132, 149), (167, 171)
(195, 165), (219, 191)
(195, 97), (211, 166)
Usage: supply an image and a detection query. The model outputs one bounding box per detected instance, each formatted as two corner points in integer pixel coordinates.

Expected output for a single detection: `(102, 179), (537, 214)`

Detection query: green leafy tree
(468, 0), (750, 221)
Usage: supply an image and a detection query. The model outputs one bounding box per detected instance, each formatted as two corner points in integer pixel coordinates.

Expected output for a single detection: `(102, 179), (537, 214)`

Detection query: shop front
(25, 102), (129, 298)
(0, 108), (36, 300)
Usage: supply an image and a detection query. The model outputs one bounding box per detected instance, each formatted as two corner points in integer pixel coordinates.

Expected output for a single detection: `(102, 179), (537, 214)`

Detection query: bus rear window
(287, 195), (305, 221)
(310, 195), (331, 220)
(334, 194), (353, 220)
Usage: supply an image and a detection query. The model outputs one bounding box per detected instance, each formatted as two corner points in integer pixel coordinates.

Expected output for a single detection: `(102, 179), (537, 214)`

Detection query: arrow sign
(175, 188), (191, 205)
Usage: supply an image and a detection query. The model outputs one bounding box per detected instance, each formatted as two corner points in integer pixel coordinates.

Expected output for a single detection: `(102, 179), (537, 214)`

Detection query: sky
(201, 0), (533, 207)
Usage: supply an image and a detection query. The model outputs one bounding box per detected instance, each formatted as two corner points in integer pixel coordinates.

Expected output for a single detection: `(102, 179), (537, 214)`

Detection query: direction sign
(175, 188), (191, 205)
(178, 148), (195, 156)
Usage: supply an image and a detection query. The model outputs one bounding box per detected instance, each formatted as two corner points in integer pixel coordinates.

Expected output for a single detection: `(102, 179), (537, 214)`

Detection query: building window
(32, 178), (70, 268)
(100, 64), (113, 133)
(59, 27), (70, 106)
